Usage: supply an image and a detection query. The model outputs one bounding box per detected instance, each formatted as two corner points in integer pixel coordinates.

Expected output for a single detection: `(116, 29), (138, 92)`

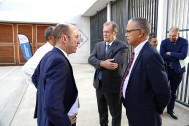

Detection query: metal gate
(90, 8), (107, 53)
(166, 0), (189, 107)
(111, 0), (127, 42)
(126, 0), (159, 62)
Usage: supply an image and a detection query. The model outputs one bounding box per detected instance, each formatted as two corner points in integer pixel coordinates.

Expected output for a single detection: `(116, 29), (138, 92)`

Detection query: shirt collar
(55, 46), (68, 59)
(46, 42), (53, 47)
(134, 39), (148, 55)
(106, 39), (116, 46)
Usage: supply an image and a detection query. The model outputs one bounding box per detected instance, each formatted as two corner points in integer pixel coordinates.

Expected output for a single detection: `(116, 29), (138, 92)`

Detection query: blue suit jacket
(32, 47), (78, 126)
(122, 42), (170, 126)
(160, 37), (188, 73)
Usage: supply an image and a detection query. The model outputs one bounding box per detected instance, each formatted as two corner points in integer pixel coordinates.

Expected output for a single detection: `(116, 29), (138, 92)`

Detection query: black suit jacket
(88, 39), (128, 93)
(123, 42), (170, 126)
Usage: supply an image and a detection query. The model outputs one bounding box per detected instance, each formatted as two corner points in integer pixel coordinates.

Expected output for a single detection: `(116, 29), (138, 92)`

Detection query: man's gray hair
(129, 17), (151, 36)
(103, 21), (119, 33)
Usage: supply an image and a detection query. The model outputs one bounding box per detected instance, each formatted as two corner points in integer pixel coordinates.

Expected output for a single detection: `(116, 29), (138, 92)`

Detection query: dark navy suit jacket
(123, 42), (170, 126)
(32, 47), (78, 126)
(160, 37), (188, 73)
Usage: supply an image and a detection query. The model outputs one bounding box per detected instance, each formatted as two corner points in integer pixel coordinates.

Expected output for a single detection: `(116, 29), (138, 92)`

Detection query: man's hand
(69, 113), (77, 125)
(166, 52), (171, 56)
(100, 59), (118, 70)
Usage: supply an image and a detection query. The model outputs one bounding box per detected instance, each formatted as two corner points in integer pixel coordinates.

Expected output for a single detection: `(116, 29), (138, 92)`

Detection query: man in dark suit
(121, 17), (170, 126)
(160, 27), (188, 119)
(32, 24), (80, 126)
(88, 21), (128, 126)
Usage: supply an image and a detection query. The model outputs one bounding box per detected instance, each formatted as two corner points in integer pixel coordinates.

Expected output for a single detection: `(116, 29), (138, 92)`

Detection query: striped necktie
(120, 51), (135, 97)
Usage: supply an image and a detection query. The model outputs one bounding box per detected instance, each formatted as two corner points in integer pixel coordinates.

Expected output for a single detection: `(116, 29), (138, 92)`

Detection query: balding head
(169, 27), (179, 42)
(53, 24), (80, 54)
(169, 27), (179, 33)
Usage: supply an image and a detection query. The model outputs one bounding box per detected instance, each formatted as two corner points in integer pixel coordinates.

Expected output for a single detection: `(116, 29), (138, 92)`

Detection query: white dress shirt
(106, 41), (113, 48)
(22, 42), (53, 85)
(122, 40), (148, 98)
(56, 47), (79, 117)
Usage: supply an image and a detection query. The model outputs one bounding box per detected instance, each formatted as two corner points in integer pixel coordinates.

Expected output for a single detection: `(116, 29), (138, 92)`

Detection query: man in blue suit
(32, 24), (80, 126)
(121, 17), (170, 126)
(160, 27), (188, 119)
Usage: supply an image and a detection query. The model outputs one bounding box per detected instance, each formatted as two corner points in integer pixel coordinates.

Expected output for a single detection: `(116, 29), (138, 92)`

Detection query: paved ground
(0, 64), (189, 126)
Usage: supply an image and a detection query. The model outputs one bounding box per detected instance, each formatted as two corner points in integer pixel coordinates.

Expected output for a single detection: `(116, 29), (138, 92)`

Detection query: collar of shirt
(106, 39), (115, 47)
(122, 39), (148, 98)
(55, 46), (68, 59)
(46, 41), (53, 47)
(134, 39), (148, 56)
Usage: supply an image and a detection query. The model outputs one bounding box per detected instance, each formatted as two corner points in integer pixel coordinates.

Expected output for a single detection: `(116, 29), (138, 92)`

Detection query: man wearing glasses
(121, 17), (170, 126)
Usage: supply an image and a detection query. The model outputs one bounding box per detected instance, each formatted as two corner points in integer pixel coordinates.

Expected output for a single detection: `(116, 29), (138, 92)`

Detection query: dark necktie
(106, 44), (110, 53)
(98, 44), (110, 80)
(172, 42), (175, 47)
(120, 51), (135, 97)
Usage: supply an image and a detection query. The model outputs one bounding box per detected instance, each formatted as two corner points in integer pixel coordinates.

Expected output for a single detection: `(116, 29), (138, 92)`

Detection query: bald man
(32, 24), (80, 126)
(160, 27), (188, 119)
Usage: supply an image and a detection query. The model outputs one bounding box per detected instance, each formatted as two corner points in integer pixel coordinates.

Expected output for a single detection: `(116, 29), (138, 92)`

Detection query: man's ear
(113, 31), (118, 36)
(61, 35), (68, 44)
(138, 30), (144, 38)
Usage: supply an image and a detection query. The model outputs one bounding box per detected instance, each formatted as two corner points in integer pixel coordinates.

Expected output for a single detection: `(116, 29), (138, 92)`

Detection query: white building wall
(157, 0), (168, 51)
(68, 16), (90, 63)
(0, 0), (93, 63)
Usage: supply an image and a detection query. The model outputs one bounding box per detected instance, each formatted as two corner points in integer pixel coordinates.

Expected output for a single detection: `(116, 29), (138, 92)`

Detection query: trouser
(96, 81), (122, 126)
(167, 69), (183, 112)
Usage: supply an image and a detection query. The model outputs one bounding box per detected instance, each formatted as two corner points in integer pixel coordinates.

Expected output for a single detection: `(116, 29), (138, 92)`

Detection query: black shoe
(167, 111), (178, 119)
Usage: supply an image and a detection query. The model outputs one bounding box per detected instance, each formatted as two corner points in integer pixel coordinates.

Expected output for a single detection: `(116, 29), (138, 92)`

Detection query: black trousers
(167, 68), (183, 112)
(96, 81), (122, 126)
(72, 123), (76, 126)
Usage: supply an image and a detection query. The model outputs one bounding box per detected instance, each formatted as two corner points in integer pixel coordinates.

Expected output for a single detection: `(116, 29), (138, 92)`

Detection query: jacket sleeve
(31, 63), (40, 88)
(88, 43), (101, 69)
(111, 44), (128, 64)
(44, 59), (71, 126)
(170, 39), (188, 59)
(160, 40), (173, 61)
(146, 53), (171, 113)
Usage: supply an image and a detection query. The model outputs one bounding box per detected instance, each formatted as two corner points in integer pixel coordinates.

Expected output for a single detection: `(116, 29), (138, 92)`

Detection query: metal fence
(128, 0), (158, 35)
(124, 0), (159, 64)
(111, 0), (127, 42)
(166, 0), (189, 107)
(90, 8), (107, 53)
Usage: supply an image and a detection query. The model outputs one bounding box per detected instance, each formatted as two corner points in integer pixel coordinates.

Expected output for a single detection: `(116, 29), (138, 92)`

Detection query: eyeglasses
(126, 29), (142, 33)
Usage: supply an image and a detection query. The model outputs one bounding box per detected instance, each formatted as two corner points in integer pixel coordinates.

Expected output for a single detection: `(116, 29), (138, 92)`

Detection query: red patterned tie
(120, 51), (135, 97)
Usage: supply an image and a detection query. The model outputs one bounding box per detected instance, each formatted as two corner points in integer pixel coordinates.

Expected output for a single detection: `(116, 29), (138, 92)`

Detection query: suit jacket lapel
(128, 42), (149, 81)
(100, 42), (106, 59)
(105, 39), (117, 59)
(53, 47), (74, 79)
